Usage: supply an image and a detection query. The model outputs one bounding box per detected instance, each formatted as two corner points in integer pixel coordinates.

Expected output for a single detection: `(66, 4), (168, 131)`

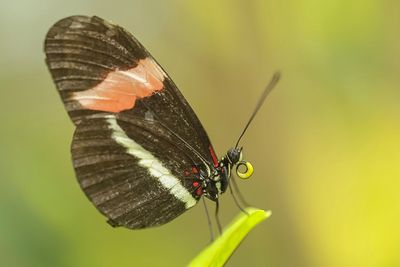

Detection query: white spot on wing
(106, 115), (197, 209)
(144, 111), (154, 121)
(119, 70), (148, 83)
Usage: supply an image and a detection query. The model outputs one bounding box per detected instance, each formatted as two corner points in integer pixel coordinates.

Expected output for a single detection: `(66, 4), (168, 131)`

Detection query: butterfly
(44, 15), (279, 229)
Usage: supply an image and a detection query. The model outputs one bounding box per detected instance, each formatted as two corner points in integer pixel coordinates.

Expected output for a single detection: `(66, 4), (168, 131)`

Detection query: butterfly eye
(235, 161), (254, 179)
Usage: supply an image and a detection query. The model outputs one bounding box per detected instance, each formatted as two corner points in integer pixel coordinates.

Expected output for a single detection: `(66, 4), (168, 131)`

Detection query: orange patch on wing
(73, 58), (166, 113)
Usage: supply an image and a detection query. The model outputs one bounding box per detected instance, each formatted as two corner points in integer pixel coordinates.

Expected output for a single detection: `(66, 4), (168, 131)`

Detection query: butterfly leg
(202, 197), (215, 242)
(230, 175), (250, 207)
(229, 181), (250, 216)
(215, 199), (222, 234)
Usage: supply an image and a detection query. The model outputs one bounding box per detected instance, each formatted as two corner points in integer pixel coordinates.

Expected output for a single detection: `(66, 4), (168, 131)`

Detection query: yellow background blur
(1, 1), (399, 266)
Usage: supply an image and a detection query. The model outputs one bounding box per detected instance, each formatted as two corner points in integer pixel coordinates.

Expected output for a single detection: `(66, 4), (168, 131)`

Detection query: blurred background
(1, 0), (399, 266)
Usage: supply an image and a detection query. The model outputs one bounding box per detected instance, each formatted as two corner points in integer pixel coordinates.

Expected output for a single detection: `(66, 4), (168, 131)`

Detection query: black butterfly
(44, 15), (279, 230)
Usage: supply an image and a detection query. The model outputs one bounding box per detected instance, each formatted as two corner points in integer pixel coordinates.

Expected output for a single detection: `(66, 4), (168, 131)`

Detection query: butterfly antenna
(235, 72), (281, 148)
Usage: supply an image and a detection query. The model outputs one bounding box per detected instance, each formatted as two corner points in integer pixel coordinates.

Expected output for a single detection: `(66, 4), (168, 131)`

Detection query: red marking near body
(196, 187), (203, 196)
(209, 146), (219, 167)
(192, 181), (199, 187)
(191, 166), (198, 174)
(72, 58), (166, 113)
(184, 170), (190, 177)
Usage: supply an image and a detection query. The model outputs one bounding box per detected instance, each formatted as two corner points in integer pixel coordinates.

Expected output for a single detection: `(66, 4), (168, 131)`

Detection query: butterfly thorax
(201, 148), (242, 201)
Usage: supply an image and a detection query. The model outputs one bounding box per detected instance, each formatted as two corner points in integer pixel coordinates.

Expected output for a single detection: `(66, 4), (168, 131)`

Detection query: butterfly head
(227, 147), (242, 164)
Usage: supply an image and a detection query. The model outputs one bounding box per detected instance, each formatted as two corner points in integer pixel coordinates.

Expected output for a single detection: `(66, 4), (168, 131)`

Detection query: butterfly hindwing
(72, 116), (199, 228)
(45, 15), (217, 228)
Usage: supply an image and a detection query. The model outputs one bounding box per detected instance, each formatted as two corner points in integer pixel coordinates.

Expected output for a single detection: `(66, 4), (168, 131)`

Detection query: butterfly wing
(45, 15), (217, 228)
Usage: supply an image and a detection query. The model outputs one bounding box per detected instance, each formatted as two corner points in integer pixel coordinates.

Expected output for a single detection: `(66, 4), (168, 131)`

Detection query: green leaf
(188, 207), (271, 267)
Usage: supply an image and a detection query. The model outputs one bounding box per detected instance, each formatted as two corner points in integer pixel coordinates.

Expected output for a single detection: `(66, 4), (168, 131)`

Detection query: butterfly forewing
(45, 15), (217, 228)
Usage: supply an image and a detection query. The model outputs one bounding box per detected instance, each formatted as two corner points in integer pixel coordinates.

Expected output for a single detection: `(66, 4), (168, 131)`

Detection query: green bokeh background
(1, 1), (399, 266)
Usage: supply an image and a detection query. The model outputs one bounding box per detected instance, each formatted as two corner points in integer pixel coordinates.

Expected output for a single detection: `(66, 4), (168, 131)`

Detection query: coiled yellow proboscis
(236, 161), (254, 179)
